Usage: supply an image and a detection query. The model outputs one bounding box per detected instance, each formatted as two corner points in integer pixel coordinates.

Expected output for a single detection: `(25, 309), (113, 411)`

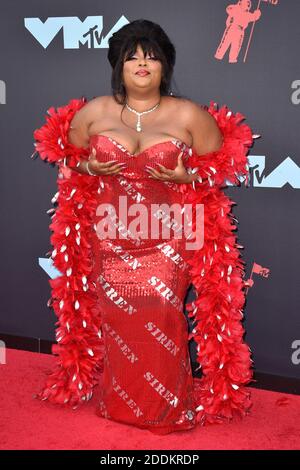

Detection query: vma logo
(24, 15), (129, 49)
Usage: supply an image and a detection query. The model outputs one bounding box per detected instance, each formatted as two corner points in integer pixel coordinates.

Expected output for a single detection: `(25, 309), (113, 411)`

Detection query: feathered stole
(32, 97), (255, 425)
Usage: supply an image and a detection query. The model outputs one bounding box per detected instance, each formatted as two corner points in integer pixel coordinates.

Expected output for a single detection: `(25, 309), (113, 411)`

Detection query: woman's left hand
(145, 151), (198, 184)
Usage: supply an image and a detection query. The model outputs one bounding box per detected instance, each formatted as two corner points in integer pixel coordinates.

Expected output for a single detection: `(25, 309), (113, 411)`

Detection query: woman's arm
(182, 100), (253, 188)
(65, 99), (98, 174)
(183, 100), (224, 155)
(65, 97), (127, 177)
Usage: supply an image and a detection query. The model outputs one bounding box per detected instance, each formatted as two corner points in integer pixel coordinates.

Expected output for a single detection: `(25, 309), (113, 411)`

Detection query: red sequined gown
(33, 98), (255, 434)
(88, 134), (197, 434)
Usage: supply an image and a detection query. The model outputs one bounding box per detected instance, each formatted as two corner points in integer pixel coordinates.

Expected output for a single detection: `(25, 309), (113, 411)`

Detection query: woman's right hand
(87, 147), (127, 176)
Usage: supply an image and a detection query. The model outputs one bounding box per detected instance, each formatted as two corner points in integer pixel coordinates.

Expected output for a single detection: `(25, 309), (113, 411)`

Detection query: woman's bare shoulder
(68, 96), (113, 148)
(179, 98), (223, 154)
(178, 97), (206, 117)
(70, 95), (108, 126)
(169, 96), (207, 121)
(87, 95), (111, 106)
(82, 95), (110, 114)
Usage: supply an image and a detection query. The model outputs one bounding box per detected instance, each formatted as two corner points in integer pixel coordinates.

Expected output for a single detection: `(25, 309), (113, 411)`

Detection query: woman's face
(122, 43), (163, 92)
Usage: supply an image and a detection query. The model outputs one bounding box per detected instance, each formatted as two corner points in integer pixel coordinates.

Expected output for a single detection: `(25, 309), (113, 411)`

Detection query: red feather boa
(32, 97), (255, 424)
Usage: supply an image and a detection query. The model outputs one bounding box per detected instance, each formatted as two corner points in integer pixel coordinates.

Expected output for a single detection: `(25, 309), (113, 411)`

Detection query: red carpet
(0, 348), (299, 450)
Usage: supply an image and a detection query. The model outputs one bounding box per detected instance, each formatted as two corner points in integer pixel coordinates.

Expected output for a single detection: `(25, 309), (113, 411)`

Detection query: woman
(32, 19), (255, 434)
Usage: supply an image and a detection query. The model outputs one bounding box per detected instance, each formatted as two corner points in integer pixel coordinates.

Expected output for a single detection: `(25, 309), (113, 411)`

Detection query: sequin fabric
(88, 135), (197, 434)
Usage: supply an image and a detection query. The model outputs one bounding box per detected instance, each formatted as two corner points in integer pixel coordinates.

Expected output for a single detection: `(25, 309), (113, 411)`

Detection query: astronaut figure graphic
(215, 0), (261, 63)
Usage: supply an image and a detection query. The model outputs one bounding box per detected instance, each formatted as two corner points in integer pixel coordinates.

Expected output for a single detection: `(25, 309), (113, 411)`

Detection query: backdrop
(1, 0), (299, 381)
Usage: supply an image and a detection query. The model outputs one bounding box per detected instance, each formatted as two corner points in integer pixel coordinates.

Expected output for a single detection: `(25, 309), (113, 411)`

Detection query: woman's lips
(136, 71), (150, 76)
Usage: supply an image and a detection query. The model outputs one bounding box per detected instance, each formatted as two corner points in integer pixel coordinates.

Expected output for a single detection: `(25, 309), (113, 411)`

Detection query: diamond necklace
(125, 99), (161, 132)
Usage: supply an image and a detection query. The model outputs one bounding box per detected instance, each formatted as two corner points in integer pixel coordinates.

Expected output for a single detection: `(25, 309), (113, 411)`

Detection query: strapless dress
(87, 134), (197, 434)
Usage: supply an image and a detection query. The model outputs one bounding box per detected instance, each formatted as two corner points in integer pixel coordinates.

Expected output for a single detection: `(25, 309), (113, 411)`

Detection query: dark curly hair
(107, 19), (184, 105)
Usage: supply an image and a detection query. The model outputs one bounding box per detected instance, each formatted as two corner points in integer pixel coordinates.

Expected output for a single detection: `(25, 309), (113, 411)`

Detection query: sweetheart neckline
(89, 133), (192, 157)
